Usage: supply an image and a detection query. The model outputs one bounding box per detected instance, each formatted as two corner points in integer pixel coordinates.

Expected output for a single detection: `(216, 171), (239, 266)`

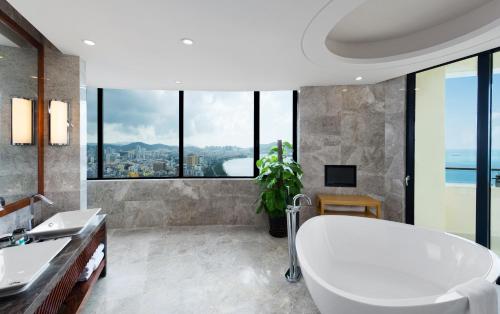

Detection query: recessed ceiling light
(30, 75), (37, 79)
(342, 88), (348, 92)
(0, 56), (3, 59)
(355, 76), (363, 81)
(175, 81), (183, 84)
(83, 39), (96, 46)
(181, 38), (194, 46)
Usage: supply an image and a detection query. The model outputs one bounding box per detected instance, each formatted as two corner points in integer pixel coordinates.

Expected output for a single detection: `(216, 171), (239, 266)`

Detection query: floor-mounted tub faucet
(29, 194), (54, 230)
(285, 193), (312, 283)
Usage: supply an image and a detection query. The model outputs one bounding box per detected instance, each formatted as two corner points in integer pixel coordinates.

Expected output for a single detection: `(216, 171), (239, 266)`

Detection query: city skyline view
(87, 88), (295, 178)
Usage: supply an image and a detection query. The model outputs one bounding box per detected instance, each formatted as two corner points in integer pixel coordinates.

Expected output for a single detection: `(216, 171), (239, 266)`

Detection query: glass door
(413, 57), (478, 240)
(491, 53), (500, 253)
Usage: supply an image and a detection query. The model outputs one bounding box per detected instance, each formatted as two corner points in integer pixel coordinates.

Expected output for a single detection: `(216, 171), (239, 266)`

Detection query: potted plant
(255, 140), (303, 237)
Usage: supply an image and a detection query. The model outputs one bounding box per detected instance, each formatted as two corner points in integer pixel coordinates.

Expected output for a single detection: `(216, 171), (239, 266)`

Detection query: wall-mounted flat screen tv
(325, 165), (356, 187)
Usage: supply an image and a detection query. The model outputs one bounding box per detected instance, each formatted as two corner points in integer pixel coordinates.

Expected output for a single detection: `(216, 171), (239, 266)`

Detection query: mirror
(0, 17), (40, 206)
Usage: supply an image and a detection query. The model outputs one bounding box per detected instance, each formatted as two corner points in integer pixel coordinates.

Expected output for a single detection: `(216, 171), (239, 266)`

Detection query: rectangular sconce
(49, 100), (70, 146)
(11, 97), (34, 145)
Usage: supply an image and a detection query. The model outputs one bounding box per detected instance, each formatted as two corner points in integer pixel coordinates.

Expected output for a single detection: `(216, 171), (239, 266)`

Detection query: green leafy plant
(255, 141), (303, 218)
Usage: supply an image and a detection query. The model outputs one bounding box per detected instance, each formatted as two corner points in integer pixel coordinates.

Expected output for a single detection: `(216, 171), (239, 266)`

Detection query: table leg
(376, 204), (381, 219)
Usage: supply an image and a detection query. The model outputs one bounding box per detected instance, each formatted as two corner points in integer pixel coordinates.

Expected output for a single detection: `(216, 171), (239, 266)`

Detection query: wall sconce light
(11, 97), (34, 145)
(49, 100), (70, 146)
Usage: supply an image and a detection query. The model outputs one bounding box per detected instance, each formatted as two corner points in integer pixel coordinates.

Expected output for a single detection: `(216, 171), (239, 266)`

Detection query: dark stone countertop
(0, 214), (106, 314)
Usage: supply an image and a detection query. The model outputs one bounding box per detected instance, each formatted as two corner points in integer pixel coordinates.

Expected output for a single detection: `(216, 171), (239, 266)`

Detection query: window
(183, 91), (254, 177)
(413, 57), (478, 241)
(102, 89), (179, 178)
(260, 91), (294, 157)
(407, 48), (500, 250)
(87, 89), (297, 179)
(86, 87), (98, 178)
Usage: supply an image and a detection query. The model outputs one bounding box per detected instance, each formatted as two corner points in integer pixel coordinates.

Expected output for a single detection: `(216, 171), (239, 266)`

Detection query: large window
(413, 57), (478, 241)
(102, 89), (179, 178)
(407, 48), (500, 252)
(87, 90), (297, 179)
(184, 91), (254, 177)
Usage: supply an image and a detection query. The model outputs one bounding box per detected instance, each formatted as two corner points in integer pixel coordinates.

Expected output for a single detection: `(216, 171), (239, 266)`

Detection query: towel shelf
(59, 258), (106, 314)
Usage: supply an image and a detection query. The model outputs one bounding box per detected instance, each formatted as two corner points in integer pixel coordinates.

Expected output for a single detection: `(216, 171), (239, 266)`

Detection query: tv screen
(325, 165), (356, 187)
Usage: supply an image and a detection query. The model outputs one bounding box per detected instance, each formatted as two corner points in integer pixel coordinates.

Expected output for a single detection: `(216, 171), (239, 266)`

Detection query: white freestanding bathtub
(296, 216), (500, 314)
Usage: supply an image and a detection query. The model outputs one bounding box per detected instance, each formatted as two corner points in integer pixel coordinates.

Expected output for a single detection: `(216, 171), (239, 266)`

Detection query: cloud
(184, 91), (254, 148)
(100, 89), (179, 145)
(88, 88), (293, 147)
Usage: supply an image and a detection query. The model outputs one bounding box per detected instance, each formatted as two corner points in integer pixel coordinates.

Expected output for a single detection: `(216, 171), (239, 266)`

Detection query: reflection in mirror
(0, 23), (38, 204)
(11, 97), (34, 145)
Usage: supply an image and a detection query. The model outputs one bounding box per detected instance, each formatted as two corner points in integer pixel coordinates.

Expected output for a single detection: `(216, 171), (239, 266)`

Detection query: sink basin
(28, 208), (101, 239)
(0, 237), (70, 297)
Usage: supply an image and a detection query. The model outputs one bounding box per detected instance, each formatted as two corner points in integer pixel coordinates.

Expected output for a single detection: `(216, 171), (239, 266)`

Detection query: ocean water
(223, 152), (500, 183)
(446, 149), (500, 184)
(223, 158), (254, 176)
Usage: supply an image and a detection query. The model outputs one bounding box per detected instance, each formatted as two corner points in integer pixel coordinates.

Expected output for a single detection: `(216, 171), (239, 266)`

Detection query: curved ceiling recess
(303, 0), (500, 78)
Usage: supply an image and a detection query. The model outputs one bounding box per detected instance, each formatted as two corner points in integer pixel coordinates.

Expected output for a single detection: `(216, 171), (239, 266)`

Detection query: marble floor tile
(81, 226), (319, 314)
(81, 226), (500, 314)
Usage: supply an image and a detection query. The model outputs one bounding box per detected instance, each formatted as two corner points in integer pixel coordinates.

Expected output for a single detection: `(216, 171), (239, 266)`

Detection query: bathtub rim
(296, 215), (500, 308)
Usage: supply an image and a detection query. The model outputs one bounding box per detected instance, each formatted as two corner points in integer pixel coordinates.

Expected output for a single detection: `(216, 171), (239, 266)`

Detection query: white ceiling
(331, 0), (492, 43)
(7, 0), (500, 90)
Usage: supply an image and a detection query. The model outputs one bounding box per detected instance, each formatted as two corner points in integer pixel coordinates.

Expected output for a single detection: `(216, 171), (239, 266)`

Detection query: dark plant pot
(268, 212), (300, 238)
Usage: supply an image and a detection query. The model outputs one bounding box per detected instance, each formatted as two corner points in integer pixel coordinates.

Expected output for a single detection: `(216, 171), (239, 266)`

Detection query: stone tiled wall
(87, 179), (264, 228)
(298, 77), (406, 222)
(41, 49), (82, 221)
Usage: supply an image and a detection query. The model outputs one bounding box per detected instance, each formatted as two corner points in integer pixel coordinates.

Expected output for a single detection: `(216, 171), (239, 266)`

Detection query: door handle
(405, 176), (411, 187)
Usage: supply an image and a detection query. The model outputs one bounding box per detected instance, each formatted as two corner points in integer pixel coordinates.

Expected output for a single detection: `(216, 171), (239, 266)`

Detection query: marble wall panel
(299, 77), (406, 222)
(87, 179), (265, 228)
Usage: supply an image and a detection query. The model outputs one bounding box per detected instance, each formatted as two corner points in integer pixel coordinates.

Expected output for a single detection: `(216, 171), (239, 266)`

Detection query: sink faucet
(0, 196), (5, 211)
(29, 194), (54, 230)
(285, 194), (312, 283)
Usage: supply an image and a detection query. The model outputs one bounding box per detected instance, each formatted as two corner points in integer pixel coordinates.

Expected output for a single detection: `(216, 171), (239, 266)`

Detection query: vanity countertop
(0, 214), (106, 314)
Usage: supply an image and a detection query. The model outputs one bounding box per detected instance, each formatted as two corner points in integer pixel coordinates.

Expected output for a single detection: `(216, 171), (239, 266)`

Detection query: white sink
(0, 237), (70, 297)
(28, 208), (101, 239)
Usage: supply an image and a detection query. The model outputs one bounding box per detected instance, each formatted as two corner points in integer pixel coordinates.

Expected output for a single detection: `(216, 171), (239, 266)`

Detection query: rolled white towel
(92, 250), (105, 270)
(454, 278), (498, 314)
(96, 243), (104, 253)
(77, 244), (105, 282)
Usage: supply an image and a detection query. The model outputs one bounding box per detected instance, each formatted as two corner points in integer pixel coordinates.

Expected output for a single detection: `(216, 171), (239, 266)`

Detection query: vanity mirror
(0, 10), (44, 216)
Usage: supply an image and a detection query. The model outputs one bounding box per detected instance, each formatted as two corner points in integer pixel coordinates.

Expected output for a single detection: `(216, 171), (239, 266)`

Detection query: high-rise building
(186, 154), (199, 166)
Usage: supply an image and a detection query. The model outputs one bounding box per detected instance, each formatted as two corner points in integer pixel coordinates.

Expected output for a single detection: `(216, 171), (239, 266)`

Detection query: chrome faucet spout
(293, 194), (312, 207)
(31, 194), (54, 206)
(28, 194), (54, 230)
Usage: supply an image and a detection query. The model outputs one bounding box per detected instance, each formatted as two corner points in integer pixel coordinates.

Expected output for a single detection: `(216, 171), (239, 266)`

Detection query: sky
(87, 88), (293, 147)
(445, 74), (500, 152)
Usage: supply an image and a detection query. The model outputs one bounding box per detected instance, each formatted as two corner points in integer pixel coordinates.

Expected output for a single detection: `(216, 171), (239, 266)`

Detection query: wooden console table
(317, 194), (381, 219)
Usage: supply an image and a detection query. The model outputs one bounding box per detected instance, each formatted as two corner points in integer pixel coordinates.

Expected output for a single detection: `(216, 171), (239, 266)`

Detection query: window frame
(87, 89), (298, 180)
(405, 47), (500, 249)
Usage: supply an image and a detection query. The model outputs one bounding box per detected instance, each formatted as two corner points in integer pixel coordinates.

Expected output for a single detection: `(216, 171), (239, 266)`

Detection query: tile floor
(82, 226), (319, 314)
(82, 226), (500, 314)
